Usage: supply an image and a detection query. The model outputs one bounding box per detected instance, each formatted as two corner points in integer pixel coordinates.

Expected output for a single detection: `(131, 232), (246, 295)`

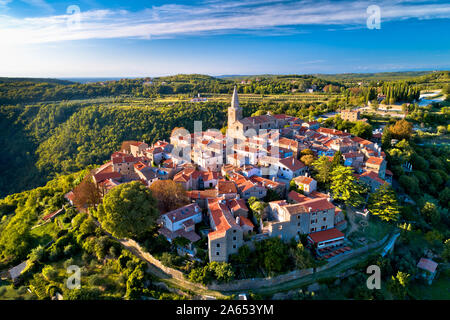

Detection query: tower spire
(231, 85), (239, 109)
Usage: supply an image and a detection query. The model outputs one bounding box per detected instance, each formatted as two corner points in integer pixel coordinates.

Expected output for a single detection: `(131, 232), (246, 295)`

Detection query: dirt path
(345, 207), (360, 237)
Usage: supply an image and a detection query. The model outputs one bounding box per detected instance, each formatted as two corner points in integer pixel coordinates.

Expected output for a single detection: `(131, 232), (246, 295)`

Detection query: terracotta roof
(208, 198), (240, 240)
(228, 199), (248, 212)
(284, 203), (308, 215)
(309, 191), (329, 199)
(366, 157), (384, 166)
(288, 191), (311, 203)
(293, 176), (314, 185)
(217, 179), (237, 194)
(351, 136), (372, 145)
(279, 156), (305, 172)
(308, 228), (344, 243)
(186, 189), (218, 199)
(417, 258), (438, 273)
(93, 171), (122, 183)
(239, 216), (254, 228)
(299, 197), (335, 212)
(250, 176), (285, 189)
(317, 127), (350, 137)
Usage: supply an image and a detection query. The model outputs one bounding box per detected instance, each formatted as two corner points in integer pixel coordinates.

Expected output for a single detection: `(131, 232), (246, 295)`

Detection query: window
(297, 223), (300, 227)
(216, 252), (220, 256)
(233, 245), (236, 249)
(323, 217), (326, 221)
(233, 230), (236, 233)
(216, 243), (220, 248)
(233, 236), (236, 241)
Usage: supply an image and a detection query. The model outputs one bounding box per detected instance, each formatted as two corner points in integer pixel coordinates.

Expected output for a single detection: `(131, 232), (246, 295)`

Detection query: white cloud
(0, 0), (449, 45)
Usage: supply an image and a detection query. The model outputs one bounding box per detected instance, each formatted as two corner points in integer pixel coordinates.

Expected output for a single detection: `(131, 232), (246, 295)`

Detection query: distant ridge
(0, 77), (74, 85)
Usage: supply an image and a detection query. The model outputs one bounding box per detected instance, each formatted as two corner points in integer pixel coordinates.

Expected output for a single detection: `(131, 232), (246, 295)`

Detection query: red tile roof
(93, 171), (122, 183)
(279, 156), (305, 172)
(299, 197), (335, 212)
(366, 157), (384, 166)
(217, 179), (238, 194)
(293, 176), (314, 185)
(288, 191), (311, 203)
(208, 198), (240, 240)
(239, 216), (254, 229)
(308, 228), (344, 243)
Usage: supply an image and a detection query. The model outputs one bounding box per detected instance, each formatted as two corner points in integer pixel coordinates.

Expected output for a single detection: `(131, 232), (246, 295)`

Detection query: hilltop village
(84, 87), (390, 263)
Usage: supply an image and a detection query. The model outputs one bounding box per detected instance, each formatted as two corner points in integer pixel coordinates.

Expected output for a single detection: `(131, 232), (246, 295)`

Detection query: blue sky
(0, 0), (449, 77)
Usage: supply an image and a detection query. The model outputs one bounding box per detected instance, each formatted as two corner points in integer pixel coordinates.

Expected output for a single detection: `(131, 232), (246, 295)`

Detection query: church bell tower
(228, 86), (242, 126)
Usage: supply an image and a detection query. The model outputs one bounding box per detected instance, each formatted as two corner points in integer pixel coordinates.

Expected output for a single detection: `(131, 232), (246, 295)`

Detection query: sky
(0, 0), (449, 78)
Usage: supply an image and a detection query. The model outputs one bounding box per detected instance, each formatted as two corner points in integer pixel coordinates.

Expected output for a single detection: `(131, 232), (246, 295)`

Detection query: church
(226, 86), (299, 142)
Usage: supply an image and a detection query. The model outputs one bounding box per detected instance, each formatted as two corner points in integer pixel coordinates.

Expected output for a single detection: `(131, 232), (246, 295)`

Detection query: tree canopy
(96, 181), (159, 238)
(368, 184), (400, 222)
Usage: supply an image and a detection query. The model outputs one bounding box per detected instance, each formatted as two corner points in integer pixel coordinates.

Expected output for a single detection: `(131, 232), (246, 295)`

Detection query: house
(216, 179), (238, 199)
(293, 176), (317, 195)
(307, 228), (345, 250)
(207, 198), (244, 262)
(260, 156), (307, 180)
(340, 109), (360, 122)
(237, 216), (254, 234)
(7, 261), (28, 284)
(302, 121), (320, 130)
(159, 203), (202, 244)
(236, 179), (267, 200)
(365, 156), (386, 179)
(129, 141), (149, 157)
(416, 258), (438, 285)
(274, 137), (301, 158)
(249, 175), (286, 196)
(240, 165), (261, 178)
(186, 189), (219, 209)
(343, 152), (364, 168)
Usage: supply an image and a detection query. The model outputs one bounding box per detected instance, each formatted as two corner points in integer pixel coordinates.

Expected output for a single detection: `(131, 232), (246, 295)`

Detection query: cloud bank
(0, 0), (449, 44)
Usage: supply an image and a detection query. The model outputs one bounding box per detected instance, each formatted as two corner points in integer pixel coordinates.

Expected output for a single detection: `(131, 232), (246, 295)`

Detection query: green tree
(312, 155), (333, 186)
(331, 151), (344, 168)
(330, 165), (364, 207)
(367, 184), (400, 222)
(388, 271), (410, 299)
(97, 181), (159, 238)
(350, 121), (373, 139)
(421, 202), (440, 226)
